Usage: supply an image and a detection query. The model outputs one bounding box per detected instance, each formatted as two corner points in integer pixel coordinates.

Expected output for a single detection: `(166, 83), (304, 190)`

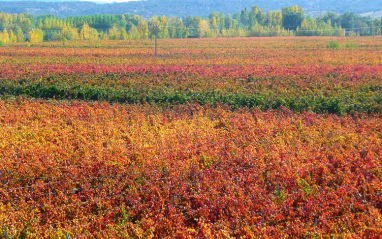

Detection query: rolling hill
(0, 0), (381, 18)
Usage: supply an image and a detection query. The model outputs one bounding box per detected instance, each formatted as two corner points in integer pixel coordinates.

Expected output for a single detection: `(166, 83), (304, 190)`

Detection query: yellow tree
(197, 19), (210, 37)
(137, 19), (149, 39)
(158, 16), (169, 38)
(80, 23), (99, 40)
(120, 28), (128, 40)
(0, 29), (10, 44)
(211, 17), (218, 36)
(108, 24), (120, 40)
(128, 25), (140, 40)
(149, 16), (161, 39)
(61, 26), (79, 40)
(8, 29), (17, 43)
(29, 29), (44, 43)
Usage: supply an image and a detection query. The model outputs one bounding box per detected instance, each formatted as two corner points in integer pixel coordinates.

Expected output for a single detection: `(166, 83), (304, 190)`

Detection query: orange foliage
(0, 100), (381, 237)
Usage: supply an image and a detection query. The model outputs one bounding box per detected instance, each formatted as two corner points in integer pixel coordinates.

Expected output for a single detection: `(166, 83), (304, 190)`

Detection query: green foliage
(274, 183), (286, 202)
(120, 204), (129, 225)
(326, 39), (342, 49)
(1, 5), (382, 43)
(345, 40), (358, 49)
(62, 38), (68, 47)
(1, 75), (381, 115)
(282, 6), (305, 30)
(0, 40), (3, 47)
(298, 179), (312, 196)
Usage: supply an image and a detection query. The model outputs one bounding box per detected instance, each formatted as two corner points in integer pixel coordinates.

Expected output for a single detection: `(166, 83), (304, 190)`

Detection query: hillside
(0, 0), (381, 18)
(361, 11), (382, 18)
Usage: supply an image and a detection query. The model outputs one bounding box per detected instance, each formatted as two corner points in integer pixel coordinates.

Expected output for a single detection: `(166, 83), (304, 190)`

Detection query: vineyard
(0, 37), (382, 238)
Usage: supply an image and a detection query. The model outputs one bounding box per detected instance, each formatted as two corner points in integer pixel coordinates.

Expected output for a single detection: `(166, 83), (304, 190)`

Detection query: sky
(0, 0), (143, 1)
(81, 0), (141, 2)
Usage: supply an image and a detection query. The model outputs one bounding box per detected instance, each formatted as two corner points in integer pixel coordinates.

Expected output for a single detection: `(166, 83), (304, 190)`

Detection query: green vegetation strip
(1, 78), (381, 115)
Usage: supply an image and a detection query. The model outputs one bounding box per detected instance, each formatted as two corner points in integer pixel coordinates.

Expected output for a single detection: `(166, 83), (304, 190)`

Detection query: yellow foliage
(0, 29), (10, 45)
(80, 23), (99, 40)
(29, 29), (44, 43)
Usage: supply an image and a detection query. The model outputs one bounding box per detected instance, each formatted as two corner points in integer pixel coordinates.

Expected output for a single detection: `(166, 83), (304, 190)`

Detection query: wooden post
(314, 217), (318, 236)
(155, 35), (158, 57)
(150, 24), (159, 57)
(4, 226), (9, 239)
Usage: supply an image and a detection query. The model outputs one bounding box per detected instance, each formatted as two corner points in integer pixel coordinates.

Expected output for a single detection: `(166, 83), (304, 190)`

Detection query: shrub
(345, 40), (357, 49)
(326, 39), (342, 49)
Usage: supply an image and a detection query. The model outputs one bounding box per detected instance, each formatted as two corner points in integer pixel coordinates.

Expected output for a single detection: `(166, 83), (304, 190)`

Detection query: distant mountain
(0, 0), (381, 18)
(361, 11), (382, 18)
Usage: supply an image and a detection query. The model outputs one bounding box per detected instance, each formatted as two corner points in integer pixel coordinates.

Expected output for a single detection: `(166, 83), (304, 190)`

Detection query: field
(0, 37), (382, 238)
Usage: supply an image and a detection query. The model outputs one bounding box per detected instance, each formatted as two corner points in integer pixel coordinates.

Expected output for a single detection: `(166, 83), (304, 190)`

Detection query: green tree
(14, 26), (25, 42)
(168, 17), (188, 38)
(20, 18), (32, 33)
(240, 8), (250, 27)
(282, 6), (305, 30)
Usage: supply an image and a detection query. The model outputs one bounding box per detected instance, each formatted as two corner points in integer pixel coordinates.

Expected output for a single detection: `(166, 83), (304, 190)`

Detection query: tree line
(0, 5), (381, 44)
